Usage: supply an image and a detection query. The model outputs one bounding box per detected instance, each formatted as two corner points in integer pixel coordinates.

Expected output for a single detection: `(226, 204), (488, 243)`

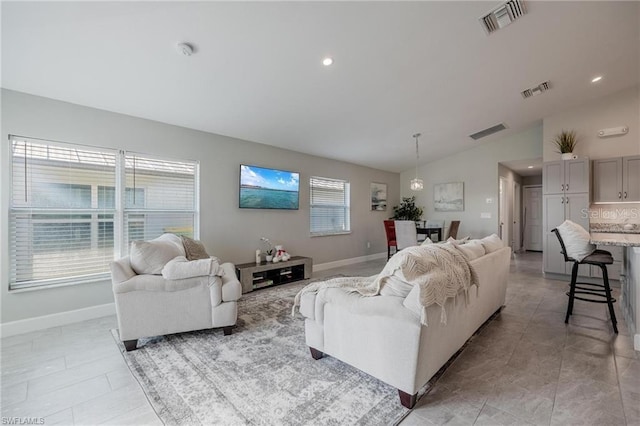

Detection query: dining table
(416, 226), (442, 242)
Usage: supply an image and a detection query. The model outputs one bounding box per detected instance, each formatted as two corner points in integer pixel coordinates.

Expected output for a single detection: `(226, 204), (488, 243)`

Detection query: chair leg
(601, 265), (618, 334)
(309, 347), (324, 360)
(123, 339), (138, 351)
(565, 262), (579, 323)
(398, 390), (417, 408)
(223, 326), (233, 336)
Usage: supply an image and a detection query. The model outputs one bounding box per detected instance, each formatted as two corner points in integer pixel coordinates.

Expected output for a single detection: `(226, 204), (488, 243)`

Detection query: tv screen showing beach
(239, 165), (300, 210)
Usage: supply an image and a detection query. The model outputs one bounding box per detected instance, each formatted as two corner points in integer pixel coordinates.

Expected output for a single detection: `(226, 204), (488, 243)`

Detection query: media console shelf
(235, 256), (313, 293)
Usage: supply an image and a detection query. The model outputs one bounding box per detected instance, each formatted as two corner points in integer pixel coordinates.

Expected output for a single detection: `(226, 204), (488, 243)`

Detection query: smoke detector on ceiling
(176, 43), (194, 56)
(480, 0), (527, 35)
(521, 81), (550, 99)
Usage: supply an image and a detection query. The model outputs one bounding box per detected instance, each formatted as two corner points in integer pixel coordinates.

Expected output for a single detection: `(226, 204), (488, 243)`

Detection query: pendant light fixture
(410, 133), (424, 191)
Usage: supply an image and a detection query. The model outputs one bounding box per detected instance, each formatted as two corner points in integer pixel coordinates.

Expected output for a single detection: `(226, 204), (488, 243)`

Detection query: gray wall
(543, 86), (639, 161)
(0, 89), (399, 323)
(400, 123), (543, 238)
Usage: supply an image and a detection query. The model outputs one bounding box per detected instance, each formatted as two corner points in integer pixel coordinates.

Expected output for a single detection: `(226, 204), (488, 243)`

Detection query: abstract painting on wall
(370, 182), (387, 211)
(434, 182), (464, 211)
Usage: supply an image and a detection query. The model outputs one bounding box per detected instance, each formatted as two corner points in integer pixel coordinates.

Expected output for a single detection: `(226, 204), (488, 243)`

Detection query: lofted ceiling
(1, 1), (638, 173)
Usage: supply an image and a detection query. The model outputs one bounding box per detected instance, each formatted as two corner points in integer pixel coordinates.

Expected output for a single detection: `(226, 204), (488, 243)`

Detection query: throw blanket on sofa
(292, 244), (478, 326)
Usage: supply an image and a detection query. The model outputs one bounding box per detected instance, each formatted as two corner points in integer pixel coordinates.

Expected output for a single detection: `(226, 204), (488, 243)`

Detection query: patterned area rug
(111, 279), (413, 425)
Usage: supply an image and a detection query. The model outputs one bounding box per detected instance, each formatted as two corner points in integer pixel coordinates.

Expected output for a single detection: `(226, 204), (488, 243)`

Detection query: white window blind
(10, 137), (117, 289)
(9, 137), (200, 290)
(310, 176), (351, 236)
(123, 153), (198, 250)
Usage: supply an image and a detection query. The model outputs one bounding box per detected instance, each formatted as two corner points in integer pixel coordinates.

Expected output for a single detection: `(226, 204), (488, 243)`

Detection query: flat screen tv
(239, 164), (300, 210)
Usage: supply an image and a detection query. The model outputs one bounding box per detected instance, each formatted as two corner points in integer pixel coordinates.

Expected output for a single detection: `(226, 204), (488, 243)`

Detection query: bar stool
(551, 228), (618, 333)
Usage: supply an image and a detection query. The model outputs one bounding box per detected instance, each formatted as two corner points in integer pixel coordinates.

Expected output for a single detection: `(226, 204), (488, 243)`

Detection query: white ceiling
(2, 1), (638, 172)
(501, 157), (543, 177)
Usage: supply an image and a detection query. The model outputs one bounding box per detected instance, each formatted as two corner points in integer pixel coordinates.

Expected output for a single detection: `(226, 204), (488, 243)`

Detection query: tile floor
(1, 252), (638, 425)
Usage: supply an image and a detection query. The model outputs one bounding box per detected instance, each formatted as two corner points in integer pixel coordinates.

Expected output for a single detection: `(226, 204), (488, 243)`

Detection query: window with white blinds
(123, 153), (198, 246)
(9, 136), (199, 290)
(310, 176), (351, 236)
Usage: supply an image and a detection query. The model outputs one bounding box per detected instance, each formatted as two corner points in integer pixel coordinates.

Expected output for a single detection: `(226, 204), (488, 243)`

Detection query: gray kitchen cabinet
(543, 192), (590, 276)
(623, 155), (640, 201)
(543, 159), (590, 195)
(542, 158), (590, 276)
(593, 155), (640, 202)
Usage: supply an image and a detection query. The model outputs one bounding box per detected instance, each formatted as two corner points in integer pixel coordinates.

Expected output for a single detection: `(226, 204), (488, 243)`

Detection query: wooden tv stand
(235, 256), (313, 293)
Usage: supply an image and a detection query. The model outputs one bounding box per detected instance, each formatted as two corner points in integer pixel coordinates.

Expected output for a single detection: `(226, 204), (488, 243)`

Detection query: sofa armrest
(220, 262), (242, 302)
(110, 257), (136, 285)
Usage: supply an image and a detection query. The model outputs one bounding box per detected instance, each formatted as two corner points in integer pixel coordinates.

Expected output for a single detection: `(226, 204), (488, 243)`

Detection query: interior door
(524, 186), (542, 251)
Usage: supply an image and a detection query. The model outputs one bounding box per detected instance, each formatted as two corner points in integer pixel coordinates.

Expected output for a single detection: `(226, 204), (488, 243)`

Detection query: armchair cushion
(113, 274), (211, 294)
(161, 256), (222, 280)
(129, 233), (185, 275)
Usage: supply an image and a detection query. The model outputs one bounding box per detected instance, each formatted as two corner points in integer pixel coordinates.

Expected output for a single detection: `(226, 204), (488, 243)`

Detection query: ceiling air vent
(469, 123), (508, 141)
(521, 81), (550, 99)
(480, 0), (527, 35)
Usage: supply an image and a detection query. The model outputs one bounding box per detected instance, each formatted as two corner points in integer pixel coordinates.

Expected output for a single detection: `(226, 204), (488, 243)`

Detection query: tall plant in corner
(553, 130), (578, 160)
(392, 196), (424, 221)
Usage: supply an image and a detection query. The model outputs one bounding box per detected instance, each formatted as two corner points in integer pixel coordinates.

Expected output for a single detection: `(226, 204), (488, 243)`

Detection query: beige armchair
(110, 234), (242, 351)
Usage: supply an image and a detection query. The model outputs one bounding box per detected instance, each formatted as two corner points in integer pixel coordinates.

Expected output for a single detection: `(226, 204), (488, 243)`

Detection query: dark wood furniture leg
(123, 339), (138, 352)
(223, 326), (233, 336)
(309, 347), (324, 360)
(398, 390), (417, 408)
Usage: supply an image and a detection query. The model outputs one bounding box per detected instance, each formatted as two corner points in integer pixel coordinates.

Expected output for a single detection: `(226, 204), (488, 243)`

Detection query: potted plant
(261, 237), (274, 262)
(553, 130), (578, 160)
(391, 196), (424, 223)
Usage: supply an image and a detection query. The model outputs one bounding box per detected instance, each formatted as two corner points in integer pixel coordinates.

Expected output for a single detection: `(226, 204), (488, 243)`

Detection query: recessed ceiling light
(591, 76), (603, 83)
(322, 57), (333, 66)
(527, 166), (534, 169)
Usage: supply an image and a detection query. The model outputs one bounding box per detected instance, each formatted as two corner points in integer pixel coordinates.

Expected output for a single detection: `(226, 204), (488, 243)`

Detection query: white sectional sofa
(299, 242), (511, 408)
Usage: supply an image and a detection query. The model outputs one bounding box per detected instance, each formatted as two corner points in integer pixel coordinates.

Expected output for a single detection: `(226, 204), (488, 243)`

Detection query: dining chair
(383, 220), (398, 259)
(394, 220), (418, 250)
(447, 221), (461, 239)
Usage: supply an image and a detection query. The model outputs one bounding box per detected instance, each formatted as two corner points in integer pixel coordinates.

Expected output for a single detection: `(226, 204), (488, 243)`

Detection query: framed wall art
(370, 182), (387, 211)
(434, 182), (464, 211)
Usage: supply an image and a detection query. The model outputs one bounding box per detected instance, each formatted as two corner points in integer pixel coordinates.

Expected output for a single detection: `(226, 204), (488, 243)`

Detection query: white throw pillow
(379, 275), (413, 298)
(480, 234), (504, 253)
(420, 237), (434, 246)
(556, 220), (595, 261)
(453, 241), (486, 261)
(130, 234), (185, 275)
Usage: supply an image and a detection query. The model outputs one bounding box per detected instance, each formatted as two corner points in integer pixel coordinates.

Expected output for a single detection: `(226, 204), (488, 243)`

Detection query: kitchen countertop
(589, 232), (640, 247)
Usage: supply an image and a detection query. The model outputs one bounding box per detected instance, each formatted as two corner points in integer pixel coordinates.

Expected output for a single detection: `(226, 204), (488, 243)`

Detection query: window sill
(310, 231), (352, 237)
(9, 274), (111, 293)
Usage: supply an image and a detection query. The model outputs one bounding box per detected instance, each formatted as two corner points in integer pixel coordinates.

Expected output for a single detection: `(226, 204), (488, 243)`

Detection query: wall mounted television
(239, 164), (300, 210)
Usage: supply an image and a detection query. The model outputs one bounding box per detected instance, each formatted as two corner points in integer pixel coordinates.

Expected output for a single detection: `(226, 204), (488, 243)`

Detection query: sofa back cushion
(130, 233), (185, 275)
(379, 274), (413, 298)
(480, 234), (504, 253)
(453, 240), (486, 261)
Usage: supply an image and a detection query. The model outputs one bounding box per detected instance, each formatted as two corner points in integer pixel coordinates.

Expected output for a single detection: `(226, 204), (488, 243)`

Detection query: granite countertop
(590, 223), (640, 234)
(589, 232), (640, 247)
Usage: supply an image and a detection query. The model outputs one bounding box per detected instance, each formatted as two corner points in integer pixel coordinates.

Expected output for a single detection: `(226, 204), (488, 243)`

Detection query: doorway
(513, 181), (521, 251)
(499, 177), (509, 245)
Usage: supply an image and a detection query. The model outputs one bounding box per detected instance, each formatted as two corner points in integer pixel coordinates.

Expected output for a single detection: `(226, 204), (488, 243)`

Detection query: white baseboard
(0, 303), (116, 338)
(313, 252), (387, 272)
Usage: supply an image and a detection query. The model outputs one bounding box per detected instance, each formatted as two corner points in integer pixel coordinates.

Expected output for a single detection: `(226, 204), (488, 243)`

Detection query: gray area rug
(112, 279), (413, 425)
